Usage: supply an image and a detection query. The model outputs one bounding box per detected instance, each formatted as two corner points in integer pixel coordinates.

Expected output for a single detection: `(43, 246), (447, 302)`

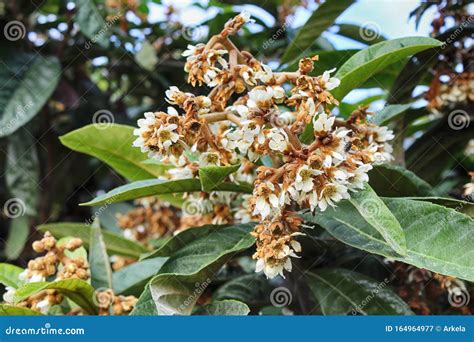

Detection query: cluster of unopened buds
(2, 232), (90, 314)
(95, 288), (138, 315)
(132, 12), (394, 278)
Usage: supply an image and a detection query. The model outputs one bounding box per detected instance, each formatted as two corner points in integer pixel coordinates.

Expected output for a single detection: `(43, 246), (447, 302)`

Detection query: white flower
(247, 88), (272, 109)
(268, 86), (285, 103)
(349, 164), (373, 190)
(321, 68), (340, 90)
(267, 128), (288, 152)
(199, 152), (220, 166)
(464, 182), (474, 197)
(29, 273), (45, 283)
(313, 113), (335, 133)
(167, 166), (194, 180)
(165, 86), (181, 104)
(295, 165), (321, 192)
(318, 183), (349, 211)
(182, 44), (200, 58)
(36, 299), (51, 314)
(156, 124), (180, 150)
(371, 126), (395, 143)
(373, 143), (394, 164)
(252, 182), (281, 220)
(229, 105), (249, 119)
(3, 286), (15, 303)
(239, 11), (253, 23)
(255, 64), (273, 83)
(221, 128), (243, 151)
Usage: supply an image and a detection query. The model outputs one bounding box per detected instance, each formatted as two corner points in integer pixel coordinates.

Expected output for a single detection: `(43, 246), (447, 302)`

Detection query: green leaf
(213, 274), (273, 307)
(0, 263), (24, 288)
(281, 0), (355, 64)
(75, 0), (110, 48)
(13, 279), (98, 314)
(113, 257), (167, 296)
(369, 103), (412, 126)
(349, 184), (406, 255)
(199, 164), (240, 191)
(335, 23), (387, 45)
(135, 41), (158, 71)
(148, 224), (255, 315)
(5, 216), (29, 260)
(37, 223), (148, 259)
(0, 55), (60, 137)
(129, 285), (157, 315)
(60, 124), (170, 181)
(0, 305), (42, 316)
(6, 130), (39, 215)
(302, 198), (474, 281)
(193, 300), (250, 315)
(332, 37), (442, 100)
(307, 268), (413, 315)
(402, 197), (474, 218)
(89, 220), (113, 289)
(141, 225), (222, 260)
(368, 163), (434, 197)
(80, 178), (252, 207)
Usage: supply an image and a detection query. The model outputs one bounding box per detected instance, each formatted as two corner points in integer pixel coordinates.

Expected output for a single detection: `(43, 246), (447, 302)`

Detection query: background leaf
(303, 198), (474, 281)
(5, 216), (29, 260)
(148, 224), (255, 315)
(349, 184), (406, 255)
(280, 0), (355, 64)
(13, 279), (98, 314)
(5, 129), (39, 215)
(0, 55), (60, 137)
(37, 223), (148, 259)
(75, 0), (110, 48)
(60, 124), (169, 181)
(307, 268), (413, 315)
(332, 37), (442, 100)
(368, 164), (434, 197)
(89, 220), (113, 289)
(0, 263), (24, 288)
(113, 257), (167, 296)
(80, 178), (252, 207)
(193, 300), (250, 315)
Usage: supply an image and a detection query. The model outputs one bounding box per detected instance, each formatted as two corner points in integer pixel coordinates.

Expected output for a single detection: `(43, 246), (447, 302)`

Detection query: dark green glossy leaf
(369, 103), (412, 126)
(349, 184), (406, 255)
(193, 300), (250, 315)
(307, 268), (413, 315)
(5, 216), (29, 260)
(89, 220), (113, 289)
(332, 37), (442, 100)
(60, 124), (170, 181)
(302, 198), (474, 281)
(0, 55), (60, 137)
(368, 164), (434, 197)
(148, 224), (255, 315)
(75, 0), (110, 48)
(80, 178), (252, 207)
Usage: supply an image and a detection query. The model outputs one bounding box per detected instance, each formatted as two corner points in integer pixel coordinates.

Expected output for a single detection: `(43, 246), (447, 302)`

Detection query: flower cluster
(2, 232), (90, 314)
(132, 12), (394, 279)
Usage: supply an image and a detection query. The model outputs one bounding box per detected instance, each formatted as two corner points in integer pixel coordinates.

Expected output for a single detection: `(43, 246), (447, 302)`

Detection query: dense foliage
(0, 0), (473, 316)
